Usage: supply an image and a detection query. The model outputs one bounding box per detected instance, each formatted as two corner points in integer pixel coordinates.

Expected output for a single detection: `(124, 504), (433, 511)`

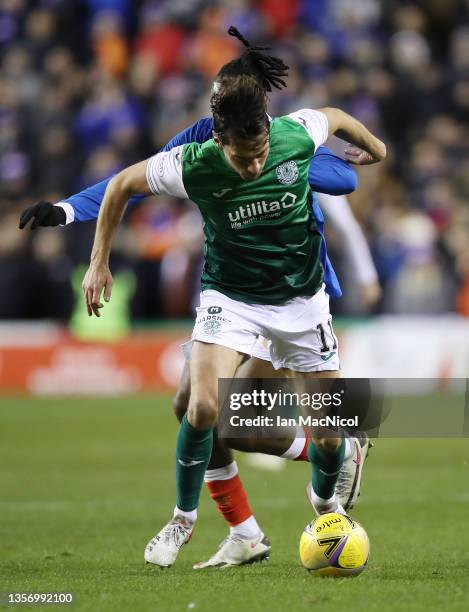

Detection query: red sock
(294, 431), (310, 461)
(205, 474), (253, 526)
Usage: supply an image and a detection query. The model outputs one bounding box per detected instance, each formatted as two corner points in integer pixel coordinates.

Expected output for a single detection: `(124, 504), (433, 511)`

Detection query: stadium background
(1, 3), (469, 610)
(1, 0), (469, 391)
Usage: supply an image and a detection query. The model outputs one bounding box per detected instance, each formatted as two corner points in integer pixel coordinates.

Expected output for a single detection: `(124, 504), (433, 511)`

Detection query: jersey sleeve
(54, 178), (145, 224)
(308, 146), (358, 195)
(146, 145), (189, 198)
(288, 109), (329, 150)
(160, 117), (213, 151)
(317, 193), (378, 284)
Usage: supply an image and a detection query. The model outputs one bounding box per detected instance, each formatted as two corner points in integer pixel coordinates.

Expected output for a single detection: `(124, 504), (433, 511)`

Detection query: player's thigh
(188, 340), (245, 426)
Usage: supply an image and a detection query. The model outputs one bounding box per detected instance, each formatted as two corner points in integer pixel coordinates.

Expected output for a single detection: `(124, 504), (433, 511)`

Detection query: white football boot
(336, 433), (373, 511)
(306, 482), (346, 516)
(193, 533), (271, 569)
(144, 517), (193, 567)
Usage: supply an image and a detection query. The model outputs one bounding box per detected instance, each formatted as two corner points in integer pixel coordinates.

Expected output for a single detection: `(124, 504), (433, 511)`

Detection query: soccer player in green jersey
(82, 31), (386, 567)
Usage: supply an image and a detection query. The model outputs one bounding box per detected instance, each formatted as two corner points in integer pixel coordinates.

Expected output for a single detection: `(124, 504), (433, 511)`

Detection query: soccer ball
(299, 512), (369, 577)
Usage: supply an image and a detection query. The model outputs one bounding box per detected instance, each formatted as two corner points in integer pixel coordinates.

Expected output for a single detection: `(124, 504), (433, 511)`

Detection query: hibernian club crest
(276, 160), (299, 185)
(203, 319), (222, 335)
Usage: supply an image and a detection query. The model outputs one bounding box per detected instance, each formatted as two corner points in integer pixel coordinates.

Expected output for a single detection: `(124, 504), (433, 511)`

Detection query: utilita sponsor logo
(228, 192), (297, 228)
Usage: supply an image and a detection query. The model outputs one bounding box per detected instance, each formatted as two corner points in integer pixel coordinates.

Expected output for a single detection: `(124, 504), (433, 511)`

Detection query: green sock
(176, 414), (213, 512)
(307, 438), (345, 500)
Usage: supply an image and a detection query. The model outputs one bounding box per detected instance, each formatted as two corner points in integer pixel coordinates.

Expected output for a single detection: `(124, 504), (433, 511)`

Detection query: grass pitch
(1, 395), (468, 612)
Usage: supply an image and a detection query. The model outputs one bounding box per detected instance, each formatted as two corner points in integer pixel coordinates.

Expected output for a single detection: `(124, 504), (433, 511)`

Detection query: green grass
(1, 396), (468, 612)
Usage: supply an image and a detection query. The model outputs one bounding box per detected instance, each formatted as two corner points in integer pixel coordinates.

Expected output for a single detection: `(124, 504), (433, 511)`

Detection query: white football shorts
(186, 285), (340, 372)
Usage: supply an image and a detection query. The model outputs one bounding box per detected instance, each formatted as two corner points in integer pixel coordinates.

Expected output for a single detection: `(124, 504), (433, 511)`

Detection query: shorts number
(316, 321), (337, 353)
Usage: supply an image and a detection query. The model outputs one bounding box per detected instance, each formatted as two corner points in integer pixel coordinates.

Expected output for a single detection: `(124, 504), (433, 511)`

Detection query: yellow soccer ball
(299, 512), (370, 577)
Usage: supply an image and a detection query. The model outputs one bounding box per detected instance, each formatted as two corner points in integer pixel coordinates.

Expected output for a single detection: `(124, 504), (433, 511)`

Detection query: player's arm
(82, 146), (187, 317)
(18, 177), (144, 229)
(82, 160), (150, 317)
(19, 118), (213, 230)
(308, 146), (358, 195)
(289, 108), (386, 166)
(319, 107), (386, 164)
(317, 193), (381, 308)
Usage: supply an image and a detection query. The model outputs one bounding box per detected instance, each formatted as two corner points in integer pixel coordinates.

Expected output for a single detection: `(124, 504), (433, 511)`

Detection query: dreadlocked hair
(219, 26), (289, 92)
(210, 27), (289, 143)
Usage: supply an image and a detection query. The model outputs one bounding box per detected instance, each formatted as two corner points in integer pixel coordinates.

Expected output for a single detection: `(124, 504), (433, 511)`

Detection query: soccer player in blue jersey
(20, 28), (382, 568)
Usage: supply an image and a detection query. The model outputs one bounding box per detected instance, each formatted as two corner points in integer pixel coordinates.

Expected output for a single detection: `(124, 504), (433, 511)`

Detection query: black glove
(19, 201), (67, 230)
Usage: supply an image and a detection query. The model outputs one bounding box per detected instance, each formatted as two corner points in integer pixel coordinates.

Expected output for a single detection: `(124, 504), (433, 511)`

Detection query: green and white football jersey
(146, 109), (329, 304)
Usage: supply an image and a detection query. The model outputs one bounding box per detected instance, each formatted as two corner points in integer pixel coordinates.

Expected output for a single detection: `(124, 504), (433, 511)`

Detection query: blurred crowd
(1, 0), (469, 322)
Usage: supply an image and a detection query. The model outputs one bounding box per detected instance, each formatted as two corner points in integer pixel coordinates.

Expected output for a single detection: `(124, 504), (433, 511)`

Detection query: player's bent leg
(225, 433), (307, 459)
(267, 288), (372, 514)
(227, 356), (310, 459)
(172, 354), (269, 567)
(296, 370), (371, 513)
(165, 347), (366, 566)
(145, 342), (244, 567)
(191, 352), (284, 568)
(294, 370), (346, 515)
(230, 353), (370, 512)
(172, 358), (235, 467)
(190, 351), (270, 569)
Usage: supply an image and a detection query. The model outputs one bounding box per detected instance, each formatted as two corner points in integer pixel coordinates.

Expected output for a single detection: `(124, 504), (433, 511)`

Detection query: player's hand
(19, 201), (66, 230)
(344, 146), (380, 166)
(82, 262), (113, 317)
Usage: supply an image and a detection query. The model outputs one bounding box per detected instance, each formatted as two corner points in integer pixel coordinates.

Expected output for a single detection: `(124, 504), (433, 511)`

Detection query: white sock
(281, 426), (306, 460)
(204, 461), (238, 482)
(309, 486), (336, 508)
(230, 515), (262, 539)
(174, 506), (197, 524)
(343, 437), (353, 461)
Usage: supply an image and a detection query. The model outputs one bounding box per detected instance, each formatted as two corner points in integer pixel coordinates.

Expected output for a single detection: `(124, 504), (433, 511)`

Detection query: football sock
(281, 426), (310, 461)
(176, 414), (213, 512)
(308, 437), (345, 500)
(173, 506), (197, 524)
(230, 515), (261, 539)
(205, 461), (259, 536)
(308, 486), (337, 508)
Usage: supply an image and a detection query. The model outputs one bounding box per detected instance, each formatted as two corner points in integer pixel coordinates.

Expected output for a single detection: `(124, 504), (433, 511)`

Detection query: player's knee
(187, 395), (218, 429)
(172, 390), (189, 423)
(314, 436), (342, 453)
